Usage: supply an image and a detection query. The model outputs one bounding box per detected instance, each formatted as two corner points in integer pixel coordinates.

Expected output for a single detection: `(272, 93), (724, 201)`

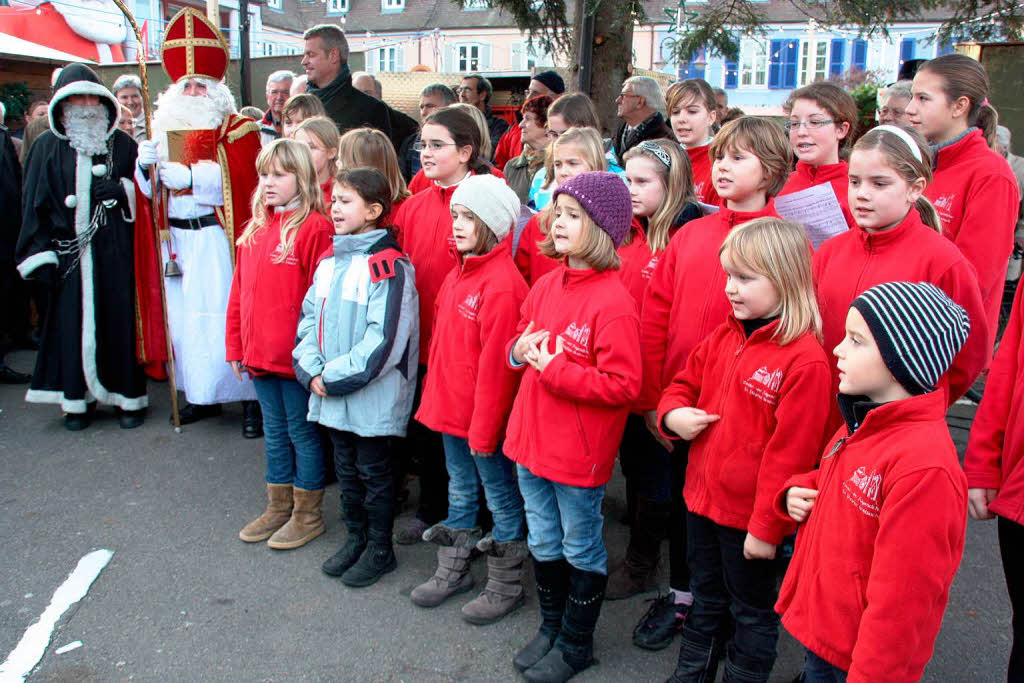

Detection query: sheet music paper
(773, 183), (849, 248)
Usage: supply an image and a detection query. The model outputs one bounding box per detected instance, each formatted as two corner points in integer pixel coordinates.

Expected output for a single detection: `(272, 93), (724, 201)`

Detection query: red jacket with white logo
(779, 160), (855, 229)
(514, 212), (562, 287)
(658, 317), (831, 544)
(965, 280), (1024, 523)
(504, 266), (642, 487)
(927, 129), (1020, 338)
(416, 242), (528, 453)
(774, 390), (968, 682)
(226, 208), (334, 377)
(812, 207), (989, 433)
(686, 144), (719, 206)
(639, 201), (780, 411)
(617, 219), (655, 309)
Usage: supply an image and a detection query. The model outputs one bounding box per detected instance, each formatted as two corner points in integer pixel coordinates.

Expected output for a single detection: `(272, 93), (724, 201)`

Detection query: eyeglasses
(616, 92), (639, 101)
(878, 108), (906, 118)
(413, 140), (458, 152)
(784, 119), (835, 131)
(456, 86), (477, 94)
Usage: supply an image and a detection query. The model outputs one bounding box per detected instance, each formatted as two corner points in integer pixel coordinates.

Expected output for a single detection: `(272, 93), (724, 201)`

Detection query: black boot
(242, 400), (263, 438)
(173, 401), (221, 425)
(666, 625), (721, 683)
(65, 402), (97, 431)
(523, 567), (607, 683)
(722, 643), (774, 683)
(607, 498), (670, 600)
(341, 500), (396, 587)
(322, 502), (367, 577)
(514, 557), (570, 672)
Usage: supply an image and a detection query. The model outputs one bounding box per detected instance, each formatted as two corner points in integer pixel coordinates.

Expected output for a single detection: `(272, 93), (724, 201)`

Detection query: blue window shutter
(768, 39), (783, 88)
(695, 49), (706, 80)
(852, 39), (867, 70)
(782, 41), (798, 88)
(937, 39), (954, 56)
(900, 38), (916, 64)
(725, 58), (738, 89)
(829, 39), (845, 76)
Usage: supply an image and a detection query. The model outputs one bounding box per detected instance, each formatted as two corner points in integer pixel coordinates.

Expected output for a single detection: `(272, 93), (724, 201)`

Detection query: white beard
(55, 0), (127, 45)
(63, 104), (110, 156)
(150, 89), (228, 161)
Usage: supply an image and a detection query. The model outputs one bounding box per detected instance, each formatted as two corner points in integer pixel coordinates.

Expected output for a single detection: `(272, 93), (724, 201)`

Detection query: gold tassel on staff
(109, 0), (183, 432)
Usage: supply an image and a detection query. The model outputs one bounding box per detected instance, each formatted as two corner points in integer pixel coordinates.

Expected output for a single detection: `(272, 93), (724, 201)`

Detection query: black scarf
(307, 64), (352, 110)
(623, 112), (667, 150)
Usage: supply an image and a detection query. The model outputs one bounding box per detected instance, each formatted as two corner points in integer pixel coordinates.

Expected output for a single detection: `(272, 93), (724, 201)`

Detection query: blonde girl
(294, 116), (340, 209)
(659, 217), (830, 682)
(228, 139), (334, 550)
(337, 127), (412, 212)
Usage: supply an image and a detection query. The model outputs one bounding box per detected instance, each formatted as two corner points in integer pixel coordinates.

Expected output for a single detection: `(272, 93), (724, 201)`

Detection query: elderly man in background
(398, 82), (457, 182)
(290, 74), (307, 97)
(712, 87), (728, 128)
(877, 81), (913, 125)
(260, 70), (293, 145)
(612, 76), (671, 166)
(352, 71), (418, 155)
(112, 74), (146, 141)
(459, 73), (508, 160)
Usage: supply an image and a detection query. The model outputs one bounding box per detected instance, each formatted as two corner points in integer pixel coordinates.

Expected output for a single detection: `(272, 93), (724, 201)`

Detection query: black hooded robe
(16, 63), (147, 414)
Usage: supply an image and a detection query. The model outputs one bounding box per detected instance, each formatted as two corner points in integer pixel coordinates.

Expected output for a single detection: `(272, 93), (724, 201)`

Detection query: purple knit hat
(553, 171), (632, 247)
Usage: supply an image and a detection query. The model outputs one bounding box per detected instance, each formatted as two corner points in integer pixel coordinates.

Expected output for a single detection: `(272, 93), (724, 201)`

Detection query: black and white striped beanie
(851, 281), (971, 395)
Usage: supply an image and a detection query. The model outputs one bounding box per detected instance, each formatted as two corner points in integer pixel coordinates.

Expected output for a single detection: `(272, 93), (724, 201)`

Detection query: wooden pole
(110, 0), (182, 431)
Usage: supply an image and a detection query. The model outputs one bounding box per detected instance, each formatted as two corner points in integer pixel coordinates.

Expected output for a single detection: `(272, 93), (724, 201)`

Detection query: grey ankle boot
(461, 536), (528, 625)
(410, 524), (481, 608)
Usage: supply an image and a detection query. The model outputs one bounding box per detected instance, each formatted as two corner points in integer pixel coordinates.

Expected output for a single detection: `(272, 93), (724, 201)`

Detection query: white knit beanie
(449, 174), (521, 242)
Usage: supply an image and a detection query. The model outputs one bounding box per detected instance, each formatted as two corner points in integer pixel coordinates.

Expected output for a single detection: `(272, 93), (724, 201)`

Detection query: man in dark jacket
(352, 71), (418, 155)
(612, 76), (672, 166)
(0, 121), (30, 384)
(302, 24), (391, 138)
(459, 74), (508, 160)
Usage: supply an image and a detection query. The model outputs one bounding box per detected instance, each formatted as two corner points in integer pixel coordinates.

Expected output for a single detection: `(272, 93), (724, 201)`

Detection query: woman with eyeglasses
(778, 82), (859, 230)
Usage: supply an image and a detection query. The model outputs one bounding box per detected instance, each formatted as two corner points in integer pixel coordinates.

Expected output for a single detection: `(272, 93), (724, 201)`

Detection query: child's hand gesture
(470, 448), (494, 458)
(512, 321), (549, 365)
(309, 375), (327, 397)
(743, 533), (776, 560)
(527, 335), (564, 373)
(662, 407), (720, 440)
(968, 487), (998, 520)
(786, 486), (818, 523)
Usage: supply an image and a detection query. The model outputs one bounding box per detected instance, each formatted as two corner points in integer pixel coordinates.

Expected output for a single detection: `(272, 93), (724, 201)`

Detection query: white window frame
(799, 39), (829, 86)
(382, 0), (404, 10)
(376, 46), (399, 72)
(327, 0), (348, 12)
(463, 0), (488, 8)
(265, 0), (282, 9)
(458, 44), (481, 72)
(739, 39), (768, 88)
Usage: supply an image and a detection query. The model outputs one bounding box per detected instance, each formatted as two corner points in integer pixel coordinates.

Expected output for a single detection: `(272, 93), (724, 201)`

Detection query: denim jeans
(329, 429), (394, 542)
(517, 464), (607, 574)
(803, 648), (848, 682)
(253, 375), (325, 490)
(442, 434), (525, 542)
(686, 512), (780, 671)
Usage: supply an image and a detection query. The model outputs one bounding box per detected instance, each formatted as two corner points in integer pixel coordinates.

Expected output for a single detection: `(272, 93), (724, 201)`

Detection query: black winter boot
(322, 502), (367, 577)
(341, 503), (396, 587)
(666, 625), (721, 683)
(722, 642), (774, 683)
(514, 557), (570, 672)
(523, 567), (607, 683)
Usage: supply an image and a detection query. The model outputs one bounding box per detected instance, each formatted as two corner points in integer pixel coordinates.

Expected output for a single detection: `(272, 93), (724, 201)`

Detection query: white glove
(137, 139), (160, 168)
(159, 162), (192, 190)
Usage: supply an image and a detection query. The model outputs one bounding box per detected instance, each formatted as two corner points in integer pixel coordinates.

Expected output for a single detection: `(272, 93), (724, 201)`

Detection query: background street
(0, 348), (1012, 682)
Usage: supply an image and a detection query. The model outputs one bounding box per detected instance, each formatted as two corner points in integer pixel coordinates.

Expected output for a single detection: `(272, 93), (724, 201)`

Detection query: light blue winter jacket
(293, 229), (419, 437)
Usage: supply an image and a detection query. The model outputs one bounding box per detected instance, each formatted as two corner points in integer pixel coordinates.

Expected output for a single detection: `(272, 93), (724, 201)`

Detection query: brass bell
(164, 256), (183, 278)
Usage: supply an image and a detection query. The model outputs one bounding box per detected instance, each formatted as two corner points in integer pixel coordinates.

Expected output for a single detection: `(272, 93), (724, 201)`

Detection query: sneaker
(392, 516), (430, 545)
(632, 593), (689, 651)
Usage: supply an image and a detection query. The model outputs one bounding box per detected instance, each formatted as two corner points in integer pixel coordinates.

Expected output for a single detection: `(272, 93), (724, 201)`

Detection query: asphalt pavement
(0, 349), (1012, 682)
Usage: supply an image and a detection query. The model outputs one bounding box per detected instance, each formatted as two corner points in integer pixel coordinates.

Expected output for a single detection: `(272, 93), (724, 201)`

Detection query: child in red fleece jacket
(657, 217), (831, 682)
(777, 281), (971, 683)
(665, 79), (720, 206)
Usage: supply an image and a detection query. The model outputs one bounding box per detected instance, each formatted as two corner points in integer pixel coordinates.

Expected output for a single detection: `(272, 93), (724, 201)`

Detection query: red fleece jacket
(639, 201), (780, 411)
(687, 144), (719, 206)
(927, 128), (1020, 338)
(493, 126), (524, 172)
(779, 160), (856, 229)
(514, 212), (562, 286)
(416, 243), (528, 453)
(812, 208), (989, 433)
(616, 219), (656, 309)
(226, 208), (333, 376)
(965, 281), (1024, 523)
(504, 266), (642, 487)
(775, 391), (967, 682)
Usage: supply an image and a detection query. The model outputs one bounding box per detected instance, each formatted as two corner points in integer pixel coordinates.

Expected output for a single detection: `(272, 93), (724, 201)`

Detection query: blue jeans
(442, 434), (525, 542)
(253, 375), (325, 490)
(517, 464), (607, 574)
(803, 648), (848, 682)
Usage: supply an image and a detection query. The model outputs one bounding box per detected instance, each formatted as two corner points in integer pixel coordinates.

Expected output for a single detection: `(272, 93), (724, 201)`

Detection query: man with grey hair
(112, 73), (146, 141)
(996, 125), (1024, 259)
(301, 24), (390, 136)
(877, 81), (912, 125)
(612, 75), (671, 166)
(712, 87), (728, 128)
(459, 73), (508, 160)
(398, 83), (457, 181)
(352, 70), (419, 152)
(260, 69), (293, 145)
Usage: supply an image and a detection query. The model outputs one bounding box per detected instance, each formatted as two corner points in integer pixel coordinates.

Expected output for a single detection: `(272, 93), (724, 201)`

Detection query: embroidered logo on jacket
(932, 193), (956, 226)
(270, 242), (299, 266)
(561, 322), (591, 360)
(695, 181), (705, 200)
(742, 366), (783, 404)
(842, 466), (882, 518)
(641, 255), (660, 281)
(458, 291), (481, 321)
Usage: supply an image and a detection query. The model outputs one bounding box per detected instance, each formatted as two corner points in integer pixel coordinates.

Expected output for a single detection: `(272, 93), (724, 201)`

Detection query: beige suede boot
(238, 483), (293, 542)
(267, 487), (326, 550)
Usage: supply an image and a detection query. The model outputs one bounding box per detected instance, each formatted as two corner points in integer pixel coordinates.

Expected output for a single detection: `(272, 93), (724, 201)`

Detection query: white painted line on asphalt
(0, 549), (113, 682)
(53, 642), (82, 655)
